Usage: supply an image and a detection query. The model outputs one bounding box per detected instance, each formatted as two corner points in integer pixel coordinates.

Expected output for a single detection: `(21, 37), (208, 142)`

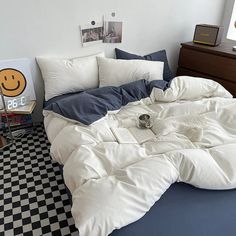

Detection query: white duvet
(44, 76), (236, 236)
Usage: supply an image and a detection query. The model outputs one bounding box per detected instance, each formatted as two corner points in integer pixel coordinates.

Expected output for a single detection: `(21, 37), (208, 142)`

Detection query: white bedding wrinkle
(152, 115), (206, 142)
(150, 76), (232, 102)
(97, 57), (164, 87)
(44, 76), (236, 236)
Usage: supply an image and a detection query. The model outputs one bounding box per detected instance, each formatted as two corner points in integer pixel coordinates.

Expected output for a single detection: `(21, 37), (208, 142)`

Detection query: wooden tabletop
(181, 41), (236, 59)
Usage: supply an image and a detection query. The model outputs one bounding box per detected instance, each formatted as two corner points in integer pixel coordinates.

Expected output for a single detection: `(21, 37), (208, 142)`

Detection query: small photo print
(103, 21), (123, 43)
(80, 23), (103, 47)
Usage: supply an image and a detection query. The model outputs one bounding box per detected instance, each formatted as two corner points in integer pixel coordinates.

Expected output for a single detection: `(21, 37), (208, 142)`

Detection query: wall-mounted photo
(80, 23), (103, 47)
(103, 21), (123, 43)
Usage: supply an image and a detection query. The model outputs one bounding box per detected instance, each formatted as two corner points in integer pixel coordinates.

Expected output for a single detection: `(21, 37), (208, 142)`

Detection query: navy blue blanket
(44, 79), (169, 125)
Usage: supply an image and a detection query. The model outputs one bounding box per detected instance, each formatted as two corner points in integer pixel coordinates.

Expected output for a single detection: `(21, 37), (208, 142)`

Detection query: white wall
(0, 0), (225, 121)
(222, 0), (235, 41)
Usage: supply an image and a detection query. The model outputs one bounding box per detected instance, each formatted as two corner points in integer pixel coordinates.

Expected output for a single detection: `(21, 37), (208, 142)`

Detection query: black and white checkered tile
(0, 124), (79, 236)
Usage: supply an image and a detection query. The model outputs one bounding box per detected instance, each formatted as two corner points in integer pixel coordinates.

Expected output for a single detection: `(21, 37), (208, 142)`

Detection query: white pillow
(37, 52), (104, 101)
(97, 57), (164, 87)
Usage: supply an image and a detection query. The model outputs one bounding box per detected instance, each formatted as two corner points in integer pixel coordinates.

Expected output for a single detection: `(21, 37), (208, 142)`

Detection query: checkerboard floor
(0, 124), (79, 236)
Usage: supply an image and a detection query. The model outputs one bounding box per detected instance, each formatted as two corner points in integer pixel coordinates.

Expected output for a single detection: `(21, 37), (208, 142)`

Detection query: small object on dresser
(193, 24), (224, 46)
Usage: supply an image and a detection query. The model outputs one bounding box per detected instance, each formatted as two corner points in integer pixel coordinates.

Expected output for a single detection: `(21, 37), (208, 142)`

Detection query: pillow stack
(37, 48), (172, 101)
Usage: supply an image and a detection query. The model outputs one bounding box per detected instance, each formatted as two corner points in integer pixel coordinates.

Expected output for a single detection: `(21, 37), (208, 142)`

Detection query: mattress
(59, 164), (236, 236)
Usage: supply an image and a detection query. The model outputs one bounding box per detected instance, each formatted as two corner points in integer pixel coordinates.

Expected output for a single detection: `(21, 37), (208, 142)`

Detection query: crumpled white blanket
(44, 76), (236, 236)
(152, 115), (206, 141)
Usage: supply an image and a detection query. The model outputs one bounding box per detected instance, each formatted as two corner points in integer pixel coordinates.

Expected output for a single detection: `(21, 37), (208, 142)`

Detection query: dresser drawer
(179, 47), (236, 83)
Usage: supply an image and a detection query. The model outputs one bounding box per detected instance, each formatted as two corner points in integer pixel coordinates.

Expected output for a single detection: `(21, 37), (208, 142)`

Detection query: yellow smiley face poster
(0, 58), (36, 107)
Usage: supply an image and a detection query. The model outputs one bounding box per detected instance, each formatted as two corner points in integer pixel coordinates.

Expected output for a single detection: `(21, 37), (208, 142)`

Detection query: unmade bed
(43, 76), (236, 236)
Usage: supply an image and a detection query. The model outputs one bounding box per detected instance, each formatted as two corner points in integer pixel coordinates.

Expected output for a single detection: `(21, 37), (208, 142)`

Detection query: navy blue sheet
(111, 183), (236, 236)
(44, 79), (169, 125)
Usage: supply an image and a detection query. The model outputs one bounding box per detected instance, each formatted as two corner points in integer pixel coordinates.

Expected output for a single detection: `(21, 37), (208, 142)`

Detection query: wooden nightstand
(177, 41), (236, 97)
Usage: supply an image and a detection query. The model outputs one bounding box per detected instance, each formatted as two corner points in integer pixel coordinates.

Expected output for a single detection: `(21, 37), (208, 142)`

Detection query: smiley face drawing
(0, 68), (27, 97)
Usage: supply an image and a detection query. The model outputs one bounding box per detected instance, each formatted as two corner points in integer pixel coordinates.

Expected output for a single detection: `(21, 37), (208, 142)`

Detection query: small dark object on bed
(138, 114), (152, 129)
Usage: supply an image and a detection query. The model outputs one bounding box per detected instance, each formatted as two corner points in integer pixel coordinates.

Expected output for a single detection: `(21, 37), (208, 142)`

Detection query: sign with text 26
(0, 58), (36, 110)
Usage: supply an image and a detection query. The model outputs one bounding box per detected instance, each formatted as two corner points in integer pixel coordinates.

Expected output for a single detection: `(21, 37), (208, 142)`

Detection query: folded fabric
(152, 115), (206, 142)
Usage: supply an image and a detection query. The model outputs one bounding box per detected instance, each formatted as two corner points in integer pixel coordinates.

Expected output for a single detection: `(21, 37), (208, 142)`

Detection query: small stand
(0, 88), (14, 151)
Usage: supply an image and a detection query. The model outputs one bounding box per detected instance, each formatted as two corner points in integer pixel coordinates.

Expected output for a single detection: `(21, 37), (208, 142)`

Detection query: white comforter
(44, 76), (236, 236)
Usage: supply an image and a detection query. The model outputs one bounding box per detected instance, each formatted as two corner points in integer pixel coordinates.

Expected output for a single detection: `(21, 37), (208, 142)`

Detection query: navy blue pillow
(115, 48), (174, 82)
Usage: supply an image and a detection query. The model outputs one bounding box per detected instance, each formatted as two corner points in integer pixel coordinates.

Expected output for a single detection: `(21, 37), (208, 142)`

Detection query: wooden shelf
(0, 101), (36, 115)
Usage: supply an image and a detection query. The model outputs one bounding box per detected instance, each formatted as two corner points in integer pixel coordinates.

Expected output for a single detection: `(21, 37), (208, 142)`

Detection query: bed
(37, 50), (236, 236)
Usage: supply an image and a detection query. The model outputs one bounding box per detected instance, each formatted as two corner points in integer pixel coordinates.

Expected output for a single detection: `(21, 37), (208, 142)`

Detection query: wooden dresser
(177, 41), (236, 97)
